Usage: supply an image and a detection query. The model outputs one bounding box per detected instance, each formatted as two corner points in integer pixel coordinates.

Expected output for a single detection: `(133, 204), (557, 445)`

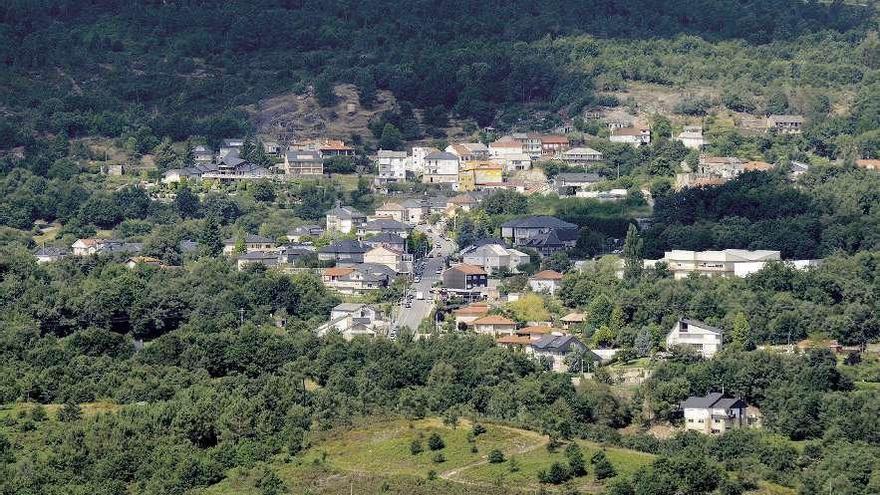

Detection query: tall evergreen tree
(622, 223), (643, 284)
(199, 215), (223, 257)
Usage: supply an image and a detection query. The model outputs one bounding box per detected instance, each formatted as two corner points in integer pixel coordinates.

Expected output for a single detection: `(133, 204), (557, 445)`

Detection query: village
(29, 113), (871, 441)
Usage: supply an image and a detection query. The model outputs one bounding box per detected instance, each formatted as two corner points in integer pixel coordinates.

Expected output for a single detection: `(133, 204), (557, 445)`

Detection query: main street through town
(391, 222), (458, 335)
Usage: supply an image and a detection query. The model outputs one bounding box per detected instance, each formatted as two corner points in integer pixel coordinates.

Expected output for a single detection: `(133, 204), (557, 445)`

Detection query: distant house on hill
(680, 392), (760, 435)
(665, 318), (722, 359)
(222, 234), (276, 255)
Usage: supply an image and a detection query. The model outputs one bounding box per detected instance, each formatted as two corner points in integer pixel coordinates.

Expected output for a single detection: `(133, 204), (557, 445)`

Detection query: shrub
(592, 451), (616, 480)
(432, 452), (446, 463)
(471, 423), (487, 436)
(427, 433), (445, 451)
(538, 462), (571, 484)
(488, 449), (505, 464)
(410, 439), (423, 455)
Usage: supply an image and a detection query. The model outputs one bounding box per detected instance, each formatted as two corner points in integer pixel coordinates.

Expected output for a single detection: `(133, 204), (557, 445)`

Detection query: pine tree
(731, 312), (754, 351)
(179, 139), (195, 168)
(154, 137), (178, 172)
(240, 135), (256, 161)
(234, 231), (247, 255)
(622, 223), (643, 284)
(199, 215), (223, 257)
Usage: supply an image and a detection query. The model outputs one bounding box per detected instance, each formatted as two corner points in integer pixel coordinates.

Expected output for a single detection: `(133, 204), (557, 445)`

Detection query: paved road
(392, 223), (457, 334)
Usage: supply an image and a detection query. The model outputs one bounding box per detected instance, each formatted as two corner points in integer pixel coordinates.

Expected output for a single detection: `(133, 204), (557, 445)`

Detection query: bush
(410, 439), (423, 455)
(471, 423), (487, 436)
(592, 451), (616, 480)
(488, 449), (505, 464)
(432, 452), (446, 463)
(427, 432), (445, 451)
(58, 402), (82, 422)
(538, 462), (571, 484)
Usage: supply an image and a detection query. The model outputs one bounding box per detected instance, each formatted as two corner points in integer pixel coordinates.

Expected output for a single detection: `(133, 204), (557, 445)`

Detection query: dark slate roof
(680, 393), (745, 410)
(223, 234), (275, 244)
(362, 219), (411, 230)
(288, 224), (324, 235)
(425, 151), (459, 161)
(680, 318), (723, 335)
(501, 216), (578, 230)
(556, 173), (604, 183)
(327, 206), (366, 219)
(320, 240), (368, 254)
(529, 335), (594, 356)
(357, 262), (397, 277)
(34, 247), (68, 256)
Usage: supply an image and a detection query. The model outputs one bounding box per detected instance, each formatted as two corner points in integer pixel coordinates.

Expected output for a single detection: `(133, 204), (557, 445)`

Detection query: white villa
(665, 318), (722, 358)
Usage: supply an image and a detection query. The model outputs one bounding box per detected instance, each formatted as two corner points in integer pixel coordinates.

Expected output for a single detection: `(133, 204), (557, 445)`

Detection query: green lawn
(299, 418), (542, 477)
(460, 439), (654, 491)
(199, 418), (658, 495)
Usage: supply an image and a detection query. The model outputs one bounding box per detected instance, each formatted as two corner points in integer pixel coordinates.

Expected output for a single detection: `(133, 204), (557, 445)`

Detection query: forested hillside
(0, 0), (874, 149)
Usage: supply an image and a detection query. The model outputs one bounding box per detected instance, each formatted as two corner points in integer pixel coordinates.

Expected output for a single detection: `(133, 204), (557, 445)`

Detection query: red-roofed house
(528, 270), (564, 294)
(470, 315), (517, 336)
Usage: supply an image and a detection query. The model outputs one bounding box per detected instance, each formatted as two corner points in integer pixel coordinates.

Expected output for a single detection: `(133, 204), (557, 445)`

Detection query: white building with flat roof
(645, 249), (781, 279)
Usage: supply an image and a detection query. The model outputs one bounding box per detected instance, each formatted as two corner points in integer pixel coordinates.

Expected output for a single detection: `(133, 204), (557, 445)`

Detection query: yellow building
(458, 161), (504, 191)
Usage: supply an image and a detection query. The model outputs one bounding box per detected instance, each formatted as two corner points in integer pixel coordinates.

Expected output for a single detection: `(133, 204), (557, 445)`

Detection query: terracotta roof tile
(471, 315), (515, 326)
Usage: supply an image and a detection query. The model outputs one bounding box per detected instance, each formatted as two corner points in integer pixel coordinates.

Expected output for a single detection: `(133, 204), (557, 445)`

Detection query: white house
(410, 146), (438, 175)
(610, 127), (651, 146)
(644, 249), (781, 279)
(376, 150), (409, 184)
(460, 243), (530, 274)
(528, 270), (564, 294)
(326, 206), (367, 234)
(526, 335), (599, 372)
(675, 126), (707, 149)
(316, 303), (388, 340)
(680, 393), (758, 435)
(665, 318), (722, 358)
(562, 147), (603, 164)
(422, 151), (460, 186)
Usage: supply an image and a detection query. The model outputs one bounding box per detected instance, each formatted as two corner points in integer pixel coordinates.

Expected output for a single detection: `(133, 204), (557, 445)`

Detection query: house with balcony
(644, 249), (781, 279)
(283, 150), (324, 176)
(540, 135), (570, 157)
(665, 318), (722, 358)
(442, 263), (488, 290)
(469, 315), (517, 336)
(422, 151), (460, 186)
(561, 147), (603, 165)
(680, 393), (759, 435)
(376, 150), (409, 184)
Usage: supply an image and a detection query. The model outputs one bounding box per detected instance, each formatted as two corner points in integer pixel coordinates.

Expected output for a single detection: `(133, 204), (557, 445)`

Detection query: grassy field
(459, 439), (653, 491)
(0, 401), (122, 424)
(199, 417), (658, 495)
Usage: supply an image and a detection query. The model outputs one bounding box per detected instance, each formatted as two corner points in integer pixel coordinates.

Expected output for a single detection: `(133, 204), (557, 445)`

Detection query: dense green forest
(0, 0), (876, 149)
(3, 1), (880, 494)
